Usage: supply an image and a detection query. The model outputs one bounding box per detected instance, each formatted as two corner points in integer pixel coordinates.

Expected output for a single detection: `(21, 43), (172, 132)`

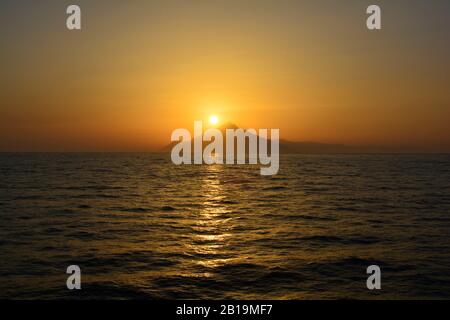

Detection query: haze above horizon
(1, 0), (449, 152)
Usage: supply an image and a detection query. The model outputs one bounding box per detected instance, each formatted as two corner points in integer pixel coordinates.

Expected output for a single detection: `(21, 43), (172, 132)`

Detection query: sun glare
(209, 115), (219, 125)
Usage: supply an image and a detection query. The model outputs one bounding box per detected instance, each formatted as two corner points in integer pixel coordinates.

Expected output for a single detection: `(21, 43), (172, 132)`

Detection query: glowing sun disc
(209, 115), (219, 125)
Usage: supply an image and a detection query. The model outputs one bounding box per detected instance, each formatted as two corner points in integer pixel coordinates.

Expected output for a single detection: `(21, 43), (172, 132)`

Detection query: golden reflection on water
(189, 164), (236, 269)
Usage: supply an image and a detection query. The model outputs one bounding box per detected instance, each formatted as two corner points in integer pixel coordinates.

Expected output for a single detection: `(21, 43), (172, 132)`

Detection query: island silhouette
(163, 122), (392, 154)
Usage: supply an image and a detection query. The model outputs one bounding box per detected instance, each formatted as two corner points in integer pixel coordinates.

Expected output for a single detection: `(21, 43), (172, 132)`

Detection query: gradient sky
(1, 0), (449, 151)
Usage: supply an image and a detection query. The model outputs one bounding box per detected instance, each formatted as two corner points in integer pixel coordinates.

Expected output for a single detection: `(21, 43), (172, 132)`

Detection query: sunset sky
(1, 0), (449, 152)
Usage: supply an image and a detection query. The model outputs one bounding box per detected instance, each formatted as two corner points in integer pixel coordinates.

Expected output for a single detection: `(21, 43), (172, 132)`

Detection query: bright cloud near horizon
(0, 0), (449, 152)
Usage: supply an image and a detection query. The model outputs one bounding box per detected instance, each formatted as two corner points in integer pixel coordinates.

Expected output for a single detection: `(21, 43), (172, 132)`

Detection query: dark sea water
(1, 153), (450, 299)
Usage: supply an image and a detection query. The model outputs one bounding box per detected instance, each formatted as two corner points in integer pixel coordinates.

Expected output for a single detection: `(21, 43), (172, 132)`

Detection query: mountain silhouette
(162, 122), (365, 154)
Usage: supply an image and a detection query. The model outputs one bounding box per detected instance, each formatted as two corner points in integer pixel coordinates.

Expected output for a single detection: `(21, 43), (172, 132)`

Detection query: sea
(1, 153), (450, 299)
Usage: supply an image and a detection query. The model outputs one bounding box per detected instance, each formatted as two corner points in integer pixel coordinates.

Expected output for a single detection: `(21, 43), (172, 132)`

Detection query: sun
(209, 115), (219, 125)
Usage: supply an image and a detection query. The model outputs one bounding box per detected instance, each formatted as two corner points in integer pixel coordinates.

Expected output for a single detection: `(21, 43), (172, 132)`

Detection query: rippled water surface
(1, 153), (450, 299)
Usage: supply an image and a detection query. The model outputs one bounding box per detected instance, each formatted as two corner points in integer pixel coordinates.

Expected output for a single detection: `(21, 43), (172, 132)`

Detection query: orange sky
(1, 0), (449, 152)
